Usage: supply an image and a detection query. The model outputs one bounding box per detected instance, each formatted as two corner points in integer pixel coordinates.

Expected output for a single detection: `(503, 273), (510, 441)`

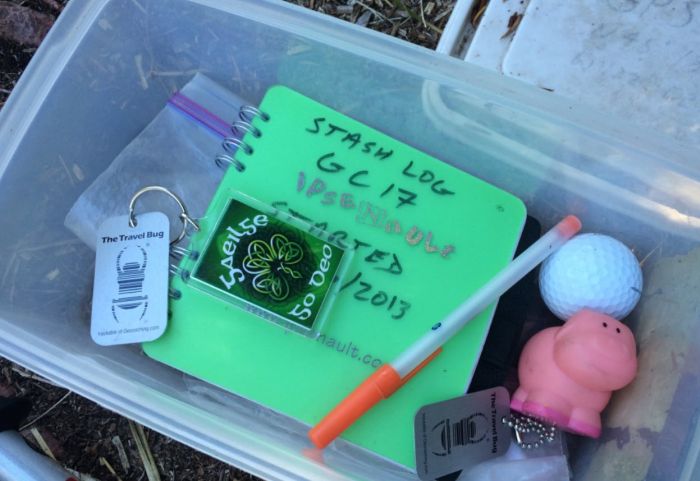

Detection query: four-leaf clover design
(242, 234), (304, 301)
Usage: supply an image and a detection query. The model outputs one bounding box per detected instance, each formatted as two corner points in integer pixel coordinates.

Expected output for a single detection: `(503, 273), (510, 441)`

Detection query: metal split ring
(128, 185), (199, 245)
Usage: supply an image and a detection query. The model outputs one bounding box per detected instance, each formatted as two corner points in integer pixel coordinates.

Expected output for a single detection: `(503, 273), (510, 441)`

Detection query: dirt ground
(0, 0), (455, 480)
(0, 0), (455, 108)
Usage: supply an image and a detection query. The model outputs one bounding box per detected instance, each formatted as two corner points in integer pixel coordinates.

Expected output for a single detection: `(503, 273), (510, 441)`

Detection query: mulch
(0, 0), (455, 479)
(0, 0), (63, 108)
(290, 0), (455, 47)
(0, 358), (259, 481)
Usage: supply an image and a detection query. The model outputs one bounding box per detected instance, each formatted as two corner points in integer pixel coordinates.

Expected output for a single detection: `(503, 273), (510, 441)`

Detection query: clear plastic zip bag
(64, 73), (247, 249)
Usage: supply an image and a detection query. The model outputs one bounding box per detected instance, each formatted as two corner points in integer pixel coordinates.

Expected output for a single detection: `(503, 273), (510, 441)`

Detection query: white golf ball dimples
(539, 233), (642, 320)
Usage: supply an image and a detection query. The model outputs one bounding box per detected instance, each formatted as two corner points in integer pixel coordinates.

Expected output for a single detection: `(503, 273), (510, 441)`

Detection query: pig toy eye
(616, 327), (621, 334)
(602, 322), (608, 328)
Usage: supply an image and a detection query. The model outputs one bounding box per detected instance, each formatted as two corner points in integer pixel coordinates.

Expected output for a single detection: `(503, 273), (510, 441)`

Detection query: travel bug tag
(91, 212), (169, 345)
(91, 186), (198, 346)
(415, 387), (559, 481)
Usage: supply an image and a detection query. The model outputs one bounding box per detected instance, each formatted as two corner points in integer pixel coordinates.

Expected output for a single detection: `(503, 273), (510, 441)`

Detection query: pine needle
(99, 457), (124, 481)
(30, 427), (56, 460)
(112, 435), (131, 472)
(11, 366), (60, 387)
(66, 469), (102, 481)
(20, 391), (71, 431)
(129, 420), (161, 481)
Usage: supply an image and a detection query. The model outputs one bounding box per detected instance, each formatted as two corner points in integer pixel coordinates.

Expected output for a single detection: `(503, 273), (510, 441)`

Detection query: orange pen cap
(308, 348), (441, 449)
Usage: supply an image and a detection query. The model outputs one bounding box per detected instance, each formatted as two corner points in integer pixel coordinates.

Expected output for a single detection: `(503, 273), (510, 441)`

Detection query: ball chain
(501, 413), (558, 449)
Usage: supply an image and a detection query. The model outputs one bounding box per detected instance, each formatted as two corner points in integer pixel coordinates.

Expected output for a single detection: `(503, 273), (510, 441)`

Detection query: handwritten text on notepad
(295, 173), (455, 259)
(275, 117), (461, 322)
(306, 118), (456, 203)
(292, 116), (458, 261)
(271, 201), (412, 321)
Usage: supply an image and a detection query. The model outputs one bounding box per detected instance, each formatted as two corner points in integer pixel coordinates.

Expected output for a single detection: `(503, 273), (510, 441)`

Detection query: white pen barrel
(392, 223), (575, 378)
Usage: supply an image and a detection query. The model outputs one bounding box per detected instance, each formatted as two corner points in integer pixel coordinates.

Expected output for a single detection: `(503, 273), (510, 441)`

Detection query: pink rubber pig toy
(511, 309), (637, 438)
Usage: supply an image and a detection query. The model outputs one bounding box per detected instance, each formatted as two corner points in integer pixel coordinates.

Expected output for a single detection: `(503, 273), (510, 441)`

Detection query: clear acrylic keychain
(168, 189), (353, 338)
(91, 186), (199, 346)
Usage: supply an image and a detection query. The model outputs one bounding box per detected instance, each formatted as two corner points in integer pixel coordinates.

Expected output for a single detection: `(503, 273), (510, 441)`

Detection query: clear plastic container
(1, 1), (699, 480)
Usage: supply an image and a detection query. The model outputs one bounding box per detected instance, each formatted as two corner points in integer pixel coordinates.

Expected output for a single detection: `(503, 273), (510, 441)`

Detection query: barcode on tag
(431, 414), (489, 457)
(452, 417), (478, 447)
(91, 212), (170, 346)
(112, 247), (149, 316)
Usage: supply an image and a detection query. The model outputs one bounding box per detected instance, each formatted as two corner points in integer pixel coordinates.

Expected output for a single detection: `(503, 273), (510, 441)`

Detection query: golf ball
(539, 233), (642, 320)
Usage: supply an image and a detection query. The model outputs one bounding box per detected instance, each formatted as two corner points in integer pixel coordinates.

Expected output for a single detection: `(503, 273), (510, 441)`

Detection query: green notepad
(144, 86), (526, 468)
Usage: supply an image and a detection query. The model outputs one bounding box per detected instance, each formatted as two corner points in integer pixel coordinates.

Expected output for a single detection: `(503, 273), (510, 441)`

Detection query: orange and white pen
(308, 215), (582, 449)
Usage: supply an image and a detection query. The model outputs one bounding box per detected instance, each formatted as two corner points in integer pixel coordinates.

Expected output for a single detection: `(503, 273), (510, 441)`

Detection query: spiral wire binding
(222, 137), (253, 156)
(171, 245), (199, 261)
(169, 264), (191, 280)
(217, 104), (270, 172)
(169, 239), (199, 299)
(177, 105), (270, 299)
(231, 120), (262, 138)
(215, 153), (245, 172)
